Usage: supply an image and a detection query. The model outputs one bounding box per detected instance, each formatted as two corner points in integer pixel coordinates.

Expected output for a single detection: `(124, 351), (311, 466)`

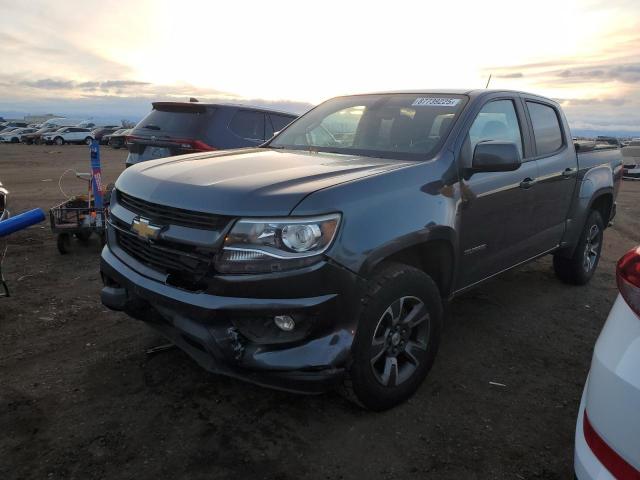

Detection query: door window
(468, 100), (523, 158)
(526, 102), (563, 155)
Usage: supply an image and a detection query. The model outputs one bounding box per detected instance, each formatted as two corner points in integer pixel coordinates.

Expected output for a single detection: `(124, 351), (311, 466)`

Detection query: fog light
(274, 315), (295, 331)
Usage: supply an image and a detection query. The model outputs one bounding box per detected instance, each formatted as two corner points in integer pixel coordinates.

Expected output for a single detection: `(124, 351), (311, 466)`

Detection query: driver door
(455, 97), (538, 290)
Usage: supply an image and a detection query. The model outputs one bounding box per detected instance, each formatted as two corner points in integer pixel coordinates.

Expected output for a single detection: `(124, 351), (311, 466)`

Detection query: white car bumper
(575, 295), (640, 479)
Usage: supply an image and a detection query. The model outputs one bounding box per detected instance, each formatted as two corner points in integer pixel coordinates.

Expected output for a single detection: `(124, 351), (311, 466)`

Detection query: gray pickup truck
(101, 90), (623, 410)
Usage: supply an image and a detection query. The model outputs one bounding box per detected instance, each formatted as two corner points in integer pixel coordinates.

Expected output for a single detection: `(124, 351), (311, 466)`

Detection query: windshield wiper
(142, 124), (161, 130)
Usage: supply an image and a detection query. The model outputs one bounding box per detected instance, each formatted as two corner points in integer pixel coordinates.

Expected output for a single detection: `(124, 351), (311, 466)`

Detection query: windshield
(268, 93), (466, 160)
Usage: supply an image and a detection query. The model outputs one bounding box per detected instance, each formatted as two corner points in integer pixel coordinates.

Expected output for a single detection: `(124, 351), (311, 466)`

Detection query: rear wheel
(553, 210), (604, 285)
(85, 137), (93, 145)
(342, 263), (442, 410)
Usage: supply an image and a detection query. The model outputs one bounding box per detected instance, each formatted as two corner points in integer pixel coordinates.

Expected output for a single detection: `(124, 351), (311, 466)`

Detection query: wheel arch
(360, 226), (457, 298)
(588, 190), (614, 225)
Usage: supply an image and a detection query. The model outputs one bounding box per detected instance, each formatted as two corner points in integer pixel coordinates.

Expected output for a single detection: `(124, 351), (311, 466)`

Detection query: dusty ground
(0, 142), (638, 480)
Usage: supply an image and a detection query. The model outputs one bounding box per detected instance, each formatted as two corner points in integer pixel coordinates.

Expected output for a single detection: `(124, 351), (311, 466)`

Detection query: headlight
(215, 213), (341, 274)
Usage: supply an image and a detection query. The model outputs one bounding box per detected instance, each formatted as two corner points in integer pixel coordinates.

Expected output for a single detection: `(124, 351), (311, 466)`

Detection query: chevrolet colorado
(101, 90), (623, 410)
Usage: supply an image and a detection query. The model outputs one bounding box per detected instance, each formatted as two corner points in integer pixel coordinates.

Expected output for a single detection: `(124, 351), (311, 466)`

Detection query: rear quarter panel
(561, 147), (623, 251)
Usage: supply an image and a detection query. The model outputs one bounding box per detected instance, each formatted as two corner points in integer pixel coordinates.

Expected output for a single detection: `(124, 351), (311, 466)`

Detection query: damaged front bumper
(100, 246), (364, 394)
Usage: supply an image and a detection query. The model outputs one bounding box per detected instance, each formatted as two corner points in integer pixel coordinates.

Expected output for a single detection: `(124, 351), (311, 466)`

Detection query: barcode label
(412, 97), (460, 107)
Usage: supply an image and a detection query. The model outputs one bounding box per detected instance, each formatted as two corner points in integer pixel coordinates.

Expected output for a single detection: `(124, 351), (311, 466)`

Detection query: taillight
(617, 246), (640, 317)
(175, 139), (216, 151)
(584, 411), (640, 479)
(190, 140), (216, 151)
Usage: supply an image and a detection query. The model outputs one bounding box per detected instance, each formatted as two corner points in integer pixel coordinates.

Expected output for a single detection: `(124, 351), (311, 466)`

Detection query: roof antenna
(485, 74), (492, 89)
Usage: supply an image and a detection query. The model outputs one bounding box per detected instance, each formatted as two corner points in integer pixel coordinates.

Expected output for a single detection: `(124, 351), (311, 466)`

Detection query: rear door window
(526, 102), (563, 156)
(229, 110), (266, 141)
(270, 114), (295, 132)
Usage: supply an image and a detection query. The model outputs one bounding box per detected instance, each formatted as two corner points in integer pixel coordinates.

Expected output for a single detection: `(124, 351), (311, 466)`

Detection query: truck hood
(116, 148), (411, 216)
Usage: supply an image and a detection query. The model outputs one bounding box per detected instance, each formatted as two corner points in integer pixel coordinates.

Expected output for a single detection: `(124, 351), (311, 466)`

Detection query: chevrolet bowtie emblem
(131, 217), (161, 240)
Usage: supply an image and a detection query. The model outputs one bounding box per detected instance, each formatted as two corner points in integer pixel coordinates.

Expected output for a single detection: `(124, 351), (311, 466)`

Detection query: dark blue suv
(125, 102), (298, 166)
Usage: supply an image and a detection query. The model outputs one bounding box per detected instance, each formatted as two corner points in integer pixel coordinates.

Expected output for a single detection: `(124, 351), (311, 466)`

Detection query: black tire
(553, 210), (604, 285)
(74, 231), (92, 244)
(57, 233), (71, 254)
(85, 137), (93, 145)
(342, 263), (443, 411)
(55, 137), (64, 146)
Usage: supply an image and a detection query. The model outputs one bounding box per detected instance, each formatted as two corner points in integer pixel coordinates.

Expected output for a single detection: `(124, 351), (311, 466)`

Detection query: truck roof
(350, 89), (559, 104)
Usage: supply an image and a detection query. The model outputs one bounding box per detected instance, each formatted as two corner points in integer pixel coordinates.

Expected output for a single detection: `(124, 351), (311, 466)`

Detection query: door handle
(519, 177), (537, 189)
(562, 168), (577, 178)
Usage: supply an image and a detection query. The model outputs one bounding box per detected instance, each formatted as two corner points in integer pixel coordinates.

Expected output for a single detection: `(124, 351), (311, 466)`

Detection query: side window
(265, 115), (274, 139)
(229, 110), (265, 141)
(468, 100), (523, 158)
(527, 102), (563, 156)
(270, 114), (295, 132)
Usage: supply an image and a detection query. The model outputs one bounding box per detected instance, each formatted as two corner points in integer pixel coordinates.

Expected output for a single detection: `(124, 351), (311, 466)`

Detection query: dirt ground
(0, 142), (638, 480)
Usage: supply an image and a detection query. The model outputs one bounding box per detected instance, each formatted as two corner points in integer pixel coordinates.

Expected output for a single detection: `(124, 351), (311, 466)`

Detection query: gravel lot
(1, 143), (638, 479)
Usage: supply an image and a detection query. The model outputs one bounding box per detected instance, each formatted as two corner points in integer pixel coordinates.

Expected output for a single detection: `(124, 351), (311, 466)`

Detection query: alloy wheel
(583, 224), (601, 272)
(370, 296), (430, 387)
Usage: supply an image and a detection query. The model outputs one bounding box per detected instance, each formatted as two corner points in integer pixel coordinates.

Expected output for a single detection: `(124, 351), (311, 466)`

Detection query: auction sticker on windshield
(412, 98), (460, 107)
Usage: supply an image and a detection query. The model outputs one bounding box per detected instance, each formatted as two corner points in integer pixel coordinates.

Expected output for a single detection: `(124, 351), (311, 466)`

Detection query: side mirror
(472, 141), (521, 172)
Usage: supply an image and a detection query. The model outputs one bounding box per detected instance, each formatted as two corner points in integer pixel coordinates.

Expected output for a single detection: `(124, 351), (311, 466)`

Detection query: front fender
(358, 225), (457, 278)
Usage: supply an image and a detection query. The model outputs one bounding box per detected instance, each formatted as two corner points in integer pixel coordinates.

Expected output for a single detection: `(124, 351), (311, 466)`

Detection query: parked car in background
(575, 246), (640, 479)
(0, 122), (28, 132)
(0, 179), (8, 221)
(42, 127), (94, 145)
(39, 118), (83, 130)
(0, 128), (37, 143)
(101, 89), (622, 410)
(622, 140), (640, 179)
(21, 126), (59, 145)
(105, 128), (130, 149)
(125, 102), (297, 166)
(92, 126), (120, 144)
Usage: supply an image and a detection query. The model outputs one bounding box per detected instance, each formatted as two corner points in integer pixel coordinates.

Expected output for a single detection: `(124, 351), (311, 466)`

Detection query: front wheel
(55, 137), (64, 145)
(85, 137), (93, 145)
(57, 233), (71, 254)
(553, 210), (604, 285)
(342, 263), (443, 411)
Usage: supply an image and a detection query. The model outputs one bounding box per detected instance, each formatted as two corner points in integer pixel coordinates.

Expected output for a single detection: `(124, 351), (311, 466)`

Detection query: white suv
(575, 246), (640, 479)
(42, 127), (95, 145)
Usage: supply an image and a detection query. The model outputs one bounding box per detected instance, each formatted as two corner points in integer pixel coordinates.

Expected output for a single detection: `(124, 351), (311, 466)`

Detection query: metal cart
(49, 196), (107, 254)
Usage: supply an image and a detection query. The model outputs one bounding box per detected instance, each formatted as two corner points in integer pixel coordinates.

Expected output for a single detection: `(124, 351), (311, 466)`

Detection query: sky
(1, 0), (639, 134)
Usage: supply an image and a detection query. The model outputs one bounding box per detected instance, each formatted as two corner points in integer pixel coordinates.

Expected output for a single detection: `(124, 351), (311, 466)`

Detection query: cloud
(551, 63), (640, 83)
(495, 72), (523, 79)
(19, 78), (75, 90)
